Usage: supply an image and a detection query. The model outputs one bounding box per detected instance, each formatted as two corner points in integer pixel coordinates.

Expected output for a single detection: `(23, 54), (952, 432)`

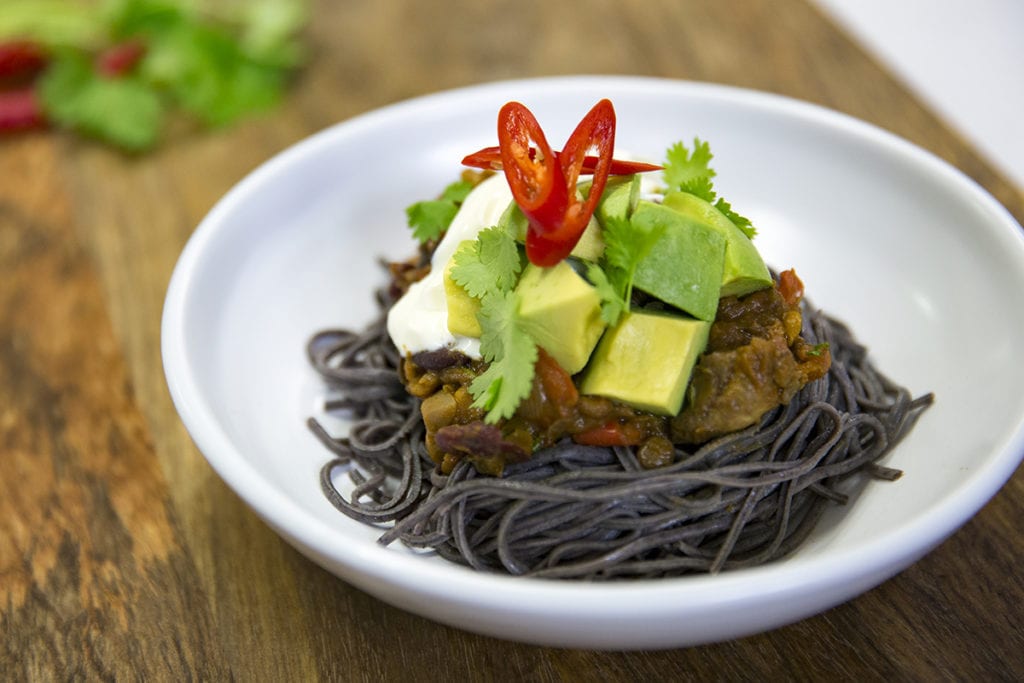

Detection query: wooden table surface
(3, 0), (1022, 679)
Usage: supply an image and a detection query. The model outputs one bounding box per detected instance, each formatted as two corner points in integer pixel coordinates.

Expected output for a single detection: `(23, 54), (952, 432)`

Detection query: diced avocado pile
(443, 174), (773, 417)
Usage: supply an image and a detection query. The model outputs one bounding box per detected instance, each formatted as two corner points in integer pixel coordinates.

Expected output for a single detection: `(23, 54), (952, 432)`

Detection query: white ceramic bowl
(162, 76), (1024, 649)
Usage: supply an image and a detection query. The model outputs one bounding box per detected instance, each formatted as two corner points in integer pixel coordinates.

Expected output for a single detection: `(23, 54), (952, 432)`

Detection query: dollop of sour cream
(387, 174), (513, 359)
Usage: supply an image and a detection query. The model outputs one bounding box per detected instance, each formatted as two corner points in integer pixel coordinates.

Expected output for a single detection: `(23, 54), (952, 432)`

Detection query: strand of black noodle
(309, 296), (933, 579)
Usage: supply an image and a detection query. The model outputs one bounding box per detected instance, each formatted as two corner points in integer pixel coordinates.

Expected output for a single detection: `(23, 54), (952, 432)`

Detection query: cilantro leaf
(714, 198), (756, 239)
(602, 213), (656, 273)
(136, 16), (282, 127)
(469, 289), (537, 423)
(37, 51), (163, 150)
(589, 213), (665, 325)
(238, 0), (309, 69)
(405, 179), (473, 243)
(452, 225), (531, 422)
(108, 0), (307, 126)
(664, 138), (759, 239)
(664, 138), (716, 195)
(678, 174), (716, 203)
(406, 200), (460, 243)
(450, 226), (522, 298)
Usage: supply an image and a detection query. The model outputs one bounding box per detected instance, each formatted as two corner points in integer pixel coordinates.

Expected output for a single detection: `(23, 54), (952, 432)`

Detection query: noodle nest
(308, 289), (931, 580)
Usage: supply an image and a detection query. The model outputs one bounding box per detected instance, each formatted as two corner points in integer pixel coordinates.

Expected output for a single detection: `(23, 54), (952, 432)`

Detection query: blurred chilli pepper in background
(0, 0), (308, 150)
(0, 40), (48, 81)
(0, 87), (46, 131)
(96, 39), (146, 77)
(0, 40), (50, 131)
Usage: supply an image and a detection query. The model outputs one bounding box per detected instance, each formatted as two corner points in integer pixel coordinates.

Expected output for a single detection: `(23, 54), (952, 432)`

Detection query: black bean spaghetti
(307, 287), (932, 580)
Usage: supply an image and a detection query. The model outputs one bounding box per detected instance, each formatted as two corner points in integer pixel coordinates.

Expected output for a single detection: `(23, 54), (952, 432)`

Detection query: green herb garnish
(449, 225), (535, 423)
(1, 0), (308, 150)
(807, 342), (831, 357)
(664, 138), (716, 199)
(469, 289), (538, 423)
(37, 50), (162, 150)
(587, 213), (664, 325)
(712, 197), (756, 239)
(405, 179), (474, 243)
(664, 138), (756, 238)
(449, 225), (521, 295)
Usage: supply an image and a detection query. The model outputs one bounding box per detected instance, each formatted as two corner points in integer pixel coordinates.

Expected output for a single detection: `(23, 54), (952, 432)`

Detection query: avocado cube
(570, 215), (606, 262)
(516, 262), (606, 374)
(662, 191), (772, 297)
(595, 173), (641, 227)
(443, 251), (482, 338)
(631, 200), (727, 321)
(580, 310), (711, 416)
(498, 200), (528, 239)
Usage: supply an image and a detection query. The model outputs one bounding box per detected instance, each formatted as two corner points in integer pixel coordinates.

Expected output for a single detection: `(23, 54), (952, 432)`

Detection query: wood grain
(0, 136), (229, 679)
(2, 0), (1021, 679)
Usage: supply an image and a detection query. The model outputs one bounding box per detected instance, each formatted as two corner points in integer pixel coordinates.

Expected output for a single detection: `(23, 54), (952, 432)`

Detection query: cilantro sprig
(587, 214), (664, 326)
(664, 138), (757, 238)
(405, 179), (473, 243)
(450, 225), (522, 295)
(37, 50), (162, 150)
(469, 289), (538, 423)
(664, 138), (716, 200)
(449, 224), (536, 424)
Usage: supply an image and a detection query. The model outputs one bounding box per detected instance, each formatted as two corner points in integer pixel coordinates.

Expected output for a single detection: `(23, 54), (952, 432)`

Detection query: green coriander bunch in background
(0, 0), (308, 150)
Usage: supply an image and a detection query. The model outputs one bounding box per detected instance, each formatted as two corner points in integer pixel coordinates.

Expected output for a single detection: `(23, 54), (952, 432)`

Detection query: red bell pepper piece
(573, 420), (643, 447)
(534, 348), (579, 409)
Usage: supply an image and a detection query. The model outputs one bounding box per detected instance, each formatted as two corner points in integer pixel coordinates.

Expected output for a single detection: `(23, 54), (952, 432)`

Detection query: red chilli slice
(494, 99), (619, 266)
